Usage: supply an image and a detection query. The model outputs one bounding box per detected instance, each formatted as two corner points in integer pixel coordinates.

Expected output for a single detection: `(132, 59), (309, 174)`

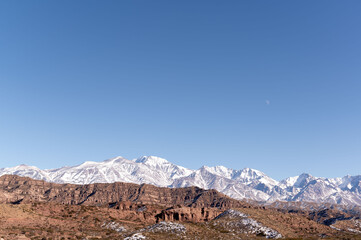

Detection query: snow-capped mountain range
(1, 156), (360, 207)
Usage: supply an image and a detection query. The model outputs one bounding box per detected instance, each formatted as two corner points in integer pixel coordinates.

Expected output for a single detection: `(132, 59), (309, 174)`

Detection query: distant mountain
(1, 155), (360, 206)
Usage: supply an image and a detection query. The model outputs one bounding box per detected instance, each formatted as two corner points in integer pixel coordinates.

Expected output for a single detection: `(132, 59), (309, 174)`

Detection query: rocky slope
(0, 174), (247, 209)
(1, 202), (349, 240)
(0, 175), (361, 239)
(1, 155), (360, 207)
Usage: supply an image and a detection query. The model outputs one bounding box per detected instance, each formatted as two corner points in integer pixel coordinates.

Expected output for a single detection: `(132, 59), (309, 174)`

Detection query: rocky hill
(0, 174), (361, 239)
(0, 174), (247, 209)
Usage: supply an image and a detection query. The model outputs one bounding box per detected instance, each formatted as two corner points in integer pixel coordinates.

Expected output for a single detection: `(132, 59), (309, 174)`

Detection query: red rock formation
(155, 206), (222, 222)
(0, 175), (248, 209)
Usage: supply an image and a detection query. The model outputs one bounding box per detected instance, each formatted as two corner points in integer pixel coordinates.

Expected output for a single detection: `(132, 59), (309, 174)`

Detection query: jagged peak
(199, 165), (235, 178)
(1, 155), (361, 207)
(102, 156), (128, 164)
(282, 173), (316, 188)
(238, 167), (268, 179)
(299, 172), (313, 178)
(241, 167), (263, 174)
(210, 165), (232, 171)
(199, 165), (209, 170)
(135, 156), (171, 166)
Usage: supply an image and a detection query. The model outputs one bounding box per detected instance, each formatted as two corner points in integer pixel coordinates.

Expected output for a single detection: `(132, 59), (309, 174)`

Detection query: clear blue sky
(0, 1), (360, 180)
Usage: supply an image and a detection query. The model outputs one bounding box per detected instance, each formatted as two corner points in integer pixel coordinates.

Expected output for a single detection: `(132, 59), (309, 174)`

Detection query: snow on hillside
(0, 155), (360, 207)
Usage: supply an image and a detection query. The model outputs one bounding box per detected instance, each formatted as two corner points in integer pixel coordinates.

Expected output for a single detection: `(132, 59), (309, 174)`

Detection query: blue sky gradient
(0, 1), (360, 179)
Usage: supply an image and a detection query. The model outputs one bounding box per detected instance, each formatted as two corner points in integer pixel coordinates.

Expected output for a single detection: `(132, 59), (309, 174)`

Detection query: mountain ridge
(1, 155), (360, 207)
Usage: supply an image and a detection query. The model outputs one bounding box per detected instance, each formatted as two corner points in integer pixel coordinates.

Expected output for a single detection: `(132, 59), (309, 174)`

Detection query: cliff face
(0, 174), (247, 209)
(155, 206), (223, 222)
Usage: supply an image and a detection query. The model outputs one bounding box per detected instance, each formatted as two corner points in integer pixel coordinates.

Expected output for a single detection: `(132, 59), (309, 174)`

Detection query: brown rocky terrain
(0, 174), (247, 209)
(0, 175), (361, 239)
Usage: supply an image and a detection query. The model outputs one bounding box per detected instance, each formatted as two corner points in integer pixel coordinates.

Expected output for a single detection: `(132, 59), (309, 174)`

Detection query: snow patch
(213, 209), (282, 239)
(102, 221), (126, 233)
(124, 233), (146, 240)
(141, 221), (186, 234)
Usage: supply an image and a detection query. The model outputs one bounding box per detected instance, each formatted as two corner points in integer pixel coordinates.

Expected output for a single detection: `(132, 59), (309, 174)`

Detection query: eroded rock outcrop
(155, 206), (222, 222)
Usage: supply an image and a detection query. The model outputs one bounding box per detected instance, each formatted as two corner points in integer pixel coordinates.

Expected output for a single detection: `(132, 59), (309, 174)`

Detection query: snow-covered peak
(240, 168), (265, 178)
(134, 156), (193, 181)
(103, 156), (127, 163)
(1, 155), (361, 207)
(235, 168), (279, 187)
(327, 177), (343, 186)
(280, 176), (298, 187)
(281, 173), (316, 188)
(135, 156), (170, 166)
(232, 168), (265, 182)
(77, 161), (99, 167)
(339, 175), (361, 191)
(3, 164), (42, 172)
(293, 173), (316, 188)
(200, 165), (235, 179)
(0, 164), (49, 181)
